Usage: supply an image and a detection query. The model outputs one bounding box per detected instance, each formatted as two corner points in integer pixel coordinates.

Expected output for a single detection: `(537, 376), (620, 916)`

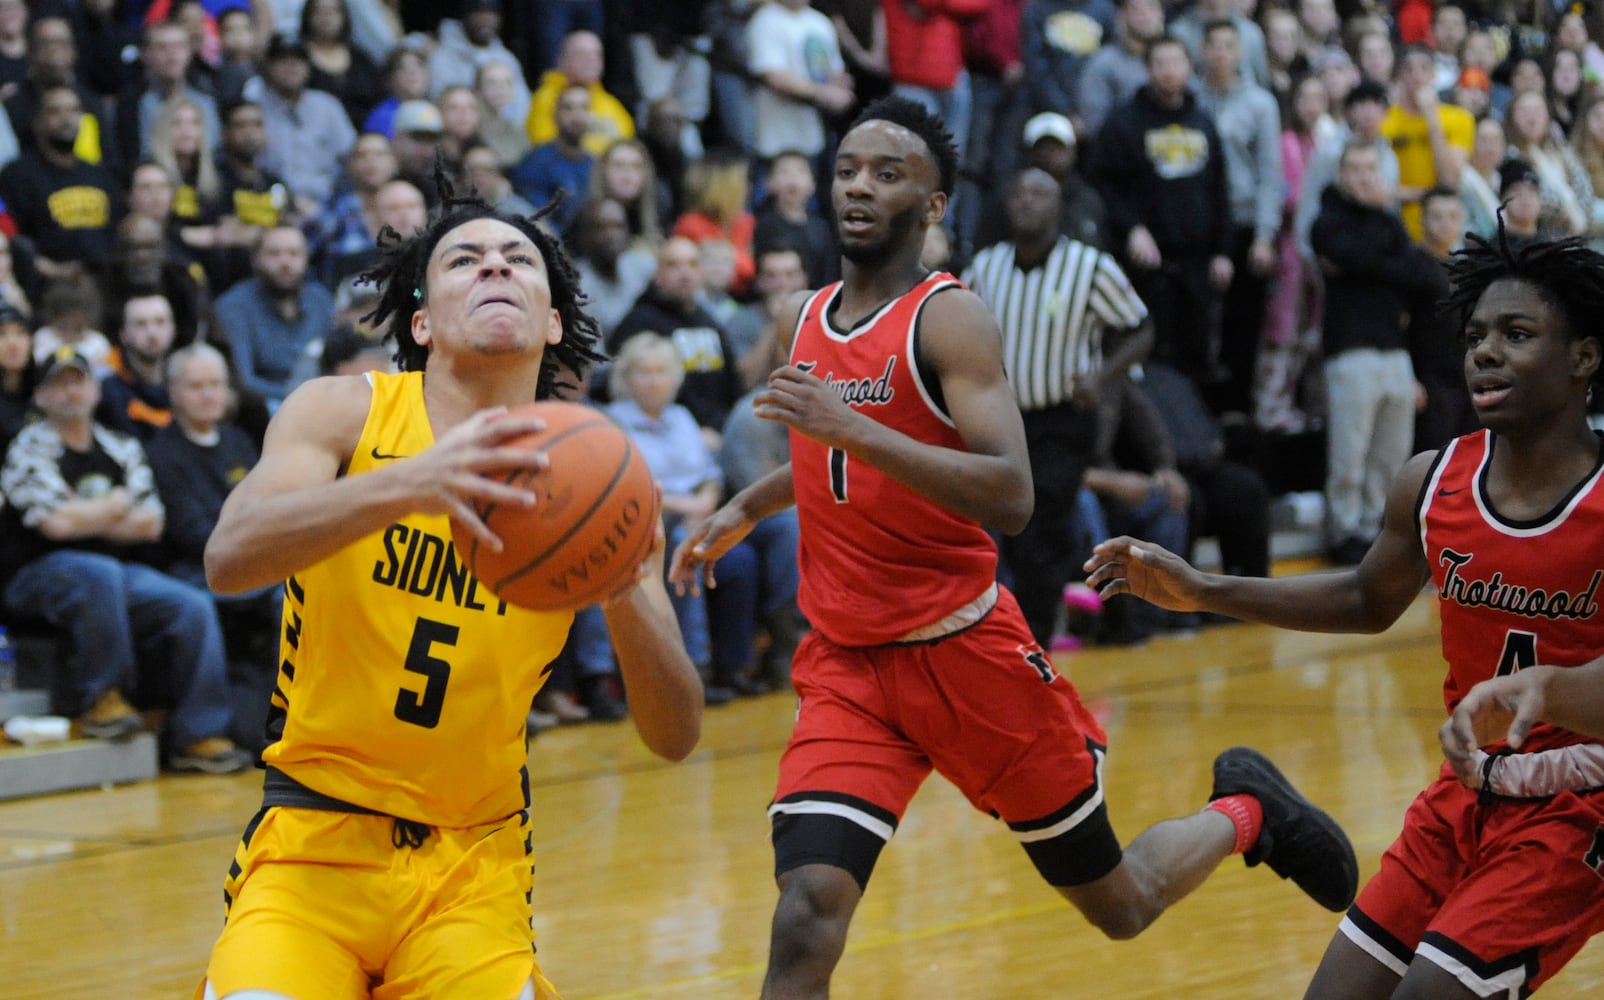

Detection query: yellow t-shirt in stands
(1382, 103), (1476, 240)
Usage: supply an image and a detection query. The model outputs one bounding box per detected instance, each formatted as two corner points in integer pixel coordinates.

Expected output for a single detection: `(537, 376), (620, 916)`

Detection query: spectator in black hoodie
(1310, 141), (1449, 565)
(605, 235), (742, 444)
(1090, 35), (1233, 385)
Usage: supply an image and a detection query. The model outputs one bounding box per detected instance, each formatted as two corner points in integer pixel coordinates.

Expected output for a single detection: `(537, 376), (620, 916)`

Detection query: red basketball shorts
(769, 588), (1122, 890)
(1342, 774), (1604, 995)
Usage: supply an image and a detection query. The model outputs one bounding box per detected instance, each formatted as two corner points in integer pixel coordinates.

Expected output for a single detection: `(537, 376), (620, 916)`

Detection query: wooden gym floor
(2, 590), (1601, 999)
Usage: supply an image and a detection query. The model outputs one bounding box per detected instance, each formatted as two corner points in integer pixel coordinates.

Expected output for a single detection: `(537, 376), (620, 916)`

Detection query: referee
(963, 168), (1152, 646)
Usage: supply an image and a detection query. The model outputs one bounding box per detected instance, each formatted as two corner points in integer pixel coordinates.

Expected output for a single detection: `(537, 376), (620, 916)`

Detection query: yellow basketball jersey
(261, 371), (571, 828)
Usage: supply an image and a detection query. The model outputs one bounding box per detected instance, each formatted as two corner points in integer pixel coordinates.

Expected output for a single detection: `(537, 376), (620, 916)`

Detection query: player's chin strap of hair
(263, 766), (435, 849)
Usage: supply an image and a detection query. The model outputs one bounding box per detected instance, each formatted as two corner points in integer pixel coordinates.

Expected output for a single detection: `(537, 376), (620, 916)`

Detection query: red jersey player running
(670, 96), (1358, 1000)
(1088, 230), (1604, 999)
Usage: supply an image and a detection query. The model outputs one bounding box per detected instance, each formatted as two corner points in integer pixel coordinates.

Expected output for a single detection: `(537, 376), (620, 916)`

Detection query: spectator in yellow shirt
(1380, 46), (1474, 240)
(526, 29), (634, 155)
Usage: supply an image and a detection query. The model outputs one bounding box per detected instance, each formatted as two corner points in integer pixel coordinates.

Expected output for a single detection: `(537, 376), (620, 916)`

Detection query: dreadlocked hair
(846, 96), (960, 196)
(1443, 219), (1604, 390)
(361, 164), (605, 399)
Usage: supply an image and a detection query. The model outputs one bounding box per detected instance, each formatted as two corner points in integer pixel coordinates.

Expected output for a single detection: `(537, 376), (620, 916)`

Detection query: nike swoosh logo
(371, 446), (409, 461)
(1437, 488), (1464, 496)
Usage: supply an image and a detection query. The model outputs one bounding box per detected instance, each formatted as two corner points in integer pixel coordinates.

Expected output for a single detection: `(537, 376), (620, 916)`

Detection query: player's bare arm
(668, 461), (797, 594)
(757, 287), (1033, 534)
(1086, 451), (1437, 633)
(206, 375), (549, 593)
(604, 507), (704, 761)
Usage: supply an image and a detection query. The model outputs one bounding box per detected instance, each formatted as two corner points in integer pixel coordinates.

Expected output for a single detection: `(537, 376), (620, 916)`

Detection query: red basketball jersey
(787, 273), (999, 647)
(1419, 429), (1604, 754)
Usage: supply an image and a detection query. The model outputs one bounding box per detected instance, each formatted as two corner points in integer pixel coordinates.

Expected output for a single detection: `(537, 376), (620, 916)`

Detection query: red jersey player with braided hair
(1089, 229), (1604, 999)
(670, 95), (1358, 1000)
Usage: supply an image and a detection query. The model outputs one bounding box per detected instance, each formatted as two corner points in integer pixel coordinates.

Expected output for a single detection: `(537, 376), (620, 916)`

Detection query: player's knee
(770, 873), (855, 964)
(1058, 882), (1156, 941)
(1083, 905), (1152, 941)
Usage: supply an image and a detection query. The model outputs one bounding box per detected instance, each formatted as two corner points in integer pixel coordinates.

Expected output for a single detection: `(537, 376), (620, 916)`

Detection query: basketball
(455, 401), (660, 612)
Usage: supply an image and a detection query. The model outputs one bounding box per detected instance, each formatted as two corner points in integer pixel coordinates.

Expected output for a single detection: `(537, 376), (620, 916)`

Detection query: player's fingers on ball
(452, 505), (505, 553)
(475, 445), (550, 470)
(462, 476), (537, 508)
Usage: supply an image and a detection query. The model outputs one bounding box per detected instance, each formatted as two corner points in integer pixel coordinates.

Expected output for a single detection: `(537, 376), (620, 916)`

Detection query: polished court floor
(2, 592), (1601, 998)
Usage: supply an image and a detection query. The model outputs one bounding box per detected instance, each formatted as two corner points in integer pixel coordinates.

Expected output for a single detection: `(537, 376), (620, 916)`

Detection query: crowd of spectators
(0, 0), (1595, 754)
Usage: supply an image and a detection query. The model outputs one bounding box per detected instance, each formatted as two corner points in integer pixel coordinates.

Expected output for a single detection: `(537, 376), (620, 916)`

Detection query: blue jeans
(3, 550), (233, 747)
(570, 523), (760, 676)
(746, 509), (800, 621)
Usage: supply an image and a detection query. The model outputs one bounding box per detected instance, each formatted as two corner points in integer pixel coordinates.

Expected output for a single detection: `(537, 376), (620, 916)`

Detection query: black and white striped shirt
(963, 237), (1147, 412)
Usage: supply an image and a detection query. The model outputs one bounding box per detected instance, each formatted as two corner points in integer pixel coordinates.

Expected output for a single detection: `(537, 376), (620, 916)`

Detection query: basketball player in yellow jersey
(197, 189), (704, 1000)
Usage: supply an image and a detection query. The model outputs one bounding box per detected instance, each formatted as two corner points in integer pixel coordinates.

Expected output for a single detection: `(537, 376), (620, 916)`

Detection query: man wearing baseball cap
(974, 111), (1108, 251)
(391, 99), (446, 204)
(0, 345), (251, 772)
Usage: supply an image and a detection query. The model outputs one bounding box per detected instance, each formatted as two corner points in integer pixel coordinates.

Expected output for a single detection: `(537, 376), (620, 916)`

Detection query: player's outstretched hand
(755, 365), (858, 449)
(1439, 666), (1554, 785)
(1083, 536), (1206, 611)
(669, 501), (755, 596)
(409, 406), (549, 553)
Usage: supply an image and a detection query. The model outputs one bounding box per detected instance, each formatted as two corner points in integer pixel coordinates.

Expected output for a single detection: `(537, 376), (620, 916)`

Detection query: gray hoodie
(1198, 77), (1283, 242)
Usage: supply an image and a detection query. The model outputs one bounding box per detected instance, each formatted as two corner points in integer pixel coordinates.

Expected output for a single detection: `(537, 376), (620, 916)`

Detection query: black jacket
(1310, 187), (1449, 357)
(1089, 86), (1233, 260)
(606, 286), (742, 432)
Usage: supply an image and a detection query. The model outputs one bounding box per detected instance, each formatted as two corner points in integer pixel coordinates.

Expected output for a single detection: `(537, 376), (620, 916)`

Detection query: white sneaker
(4, 715), (72, 747)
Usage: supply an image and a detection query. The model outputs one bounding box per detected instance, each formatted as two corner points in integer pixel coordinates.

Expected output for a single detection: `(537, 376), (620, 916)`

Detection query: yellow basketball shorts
(203, 806), (561, 1000)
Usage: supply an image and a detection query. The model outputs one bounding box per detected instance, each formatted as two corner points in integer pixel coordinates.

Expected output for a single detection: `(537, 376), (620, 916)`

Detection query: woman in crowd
(474, 61), (530, 170)
(1547, 45), (1588, 137)
(436, 85), (481, 175)
(151, 96), (225, 248)
(1461, 115), (1507, 241)
(605, 332), (765, 701)
(589, 137), (666, 253)
(1510, 55), (1547, 103)
(1572, 95), (1604, 250)
(673, 152), (756, 298)
(1555, 7), (1604, 81)
(362, 45), (428, 137)
(1355, 29), (1395, 85)
(301, 0), (384, 127)
(1506, 89), (1592, 236)
(1260, 74), (1329, 433)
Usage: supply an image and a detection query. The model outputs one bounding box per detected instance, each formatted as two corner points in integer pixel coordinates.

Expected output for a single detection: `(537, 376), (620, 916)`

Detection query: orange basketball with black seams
(456, 401), (659, 612)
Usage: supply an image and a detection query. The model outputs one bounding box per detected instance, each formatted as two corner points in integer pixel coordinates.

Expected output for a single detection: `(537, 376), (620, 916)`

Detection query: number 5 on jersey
(395, 618), (457, 728)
